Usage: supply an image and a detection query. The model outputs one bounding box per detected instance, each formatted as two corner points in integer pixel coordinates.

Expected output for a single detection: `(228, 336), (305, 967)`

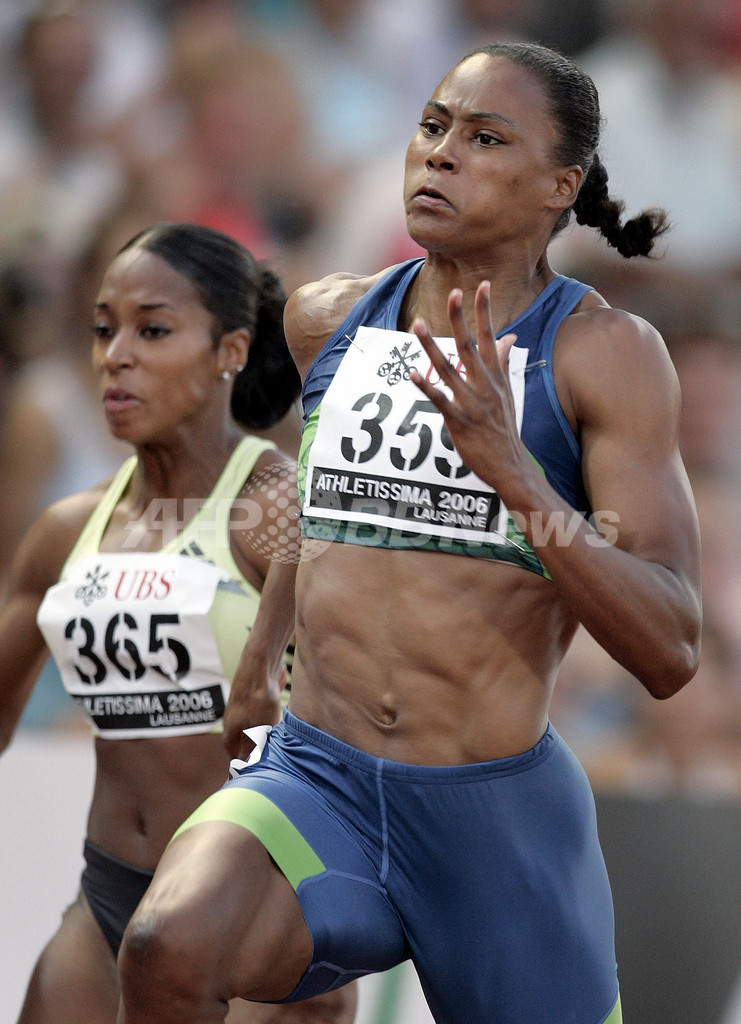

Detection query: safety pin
(511, 359), (547, 375)
(344, 333), (365, 353)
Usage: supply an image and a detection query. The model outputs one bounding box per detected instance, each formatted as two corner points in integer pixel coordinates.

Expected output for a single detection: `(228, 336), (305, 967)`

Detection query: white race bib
(37, 553), (231, 738)
(304, 326), (528, 545)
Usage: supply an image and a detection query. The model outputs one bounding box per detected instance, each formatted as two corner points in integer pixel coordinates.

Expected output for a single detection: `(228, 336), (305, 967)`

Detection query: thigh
(129, 819), (316, 1003)
(219, 722), (409, 996)
(159, 770), (406, 1002)
(385, 729), (621, 1024)
(17, 891), (119, 1024)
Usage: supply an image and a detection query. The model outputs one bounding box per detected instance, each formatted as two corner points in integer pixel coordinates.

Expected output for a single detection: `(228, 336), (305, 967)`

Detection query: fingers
(448, 282), (510, 386)
(496, 332), (518, 374)
(412, 286), (482, 396)
(447, 288), (476, 358)
(446, 286), (488, 381)
(473, 281), (496, 364)
(411, 281), (516, 395)
(410, 318), (455, 411)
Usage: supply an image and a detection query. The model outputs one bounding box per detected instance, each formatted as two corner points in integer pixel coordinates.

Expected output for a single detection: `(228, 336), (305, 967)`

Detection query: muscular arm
(222, 557), (298, 758)
(223, 449), (300, 758)
(547, 304), (701, 694)
(283, 270), (384, 379)
(411, 283), (702, 699)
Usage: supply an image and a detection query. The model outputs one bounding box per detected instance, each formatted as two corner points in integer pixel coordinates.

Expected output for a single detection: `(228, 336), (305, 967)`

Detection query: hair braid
(574, 155), (669, 257)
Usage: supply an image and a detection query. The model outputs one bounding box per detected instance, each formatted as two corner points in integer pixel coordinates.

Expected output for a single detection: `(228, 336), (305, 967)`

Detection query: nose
(98, 328), (135, 374)
(426, 135), (459, 173)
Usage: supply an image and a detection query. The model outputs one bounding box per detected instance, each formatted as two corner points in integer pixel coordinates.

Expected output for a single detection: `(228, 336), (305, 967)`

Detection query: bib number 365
(64, 612), (191, 685)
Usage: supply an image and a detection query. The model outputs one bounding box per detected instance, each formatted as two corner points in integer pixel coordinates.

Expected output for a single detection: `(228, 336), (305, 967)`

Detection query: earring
(235, 364), (244, 374)
(222, 370), (230, 380)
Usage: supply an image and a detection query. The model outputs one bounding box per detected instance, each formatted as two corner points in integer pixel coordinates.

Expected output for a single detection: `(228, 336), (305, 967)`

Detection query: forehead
(432, 53), (551, 125)
(97, 244), (202, 308)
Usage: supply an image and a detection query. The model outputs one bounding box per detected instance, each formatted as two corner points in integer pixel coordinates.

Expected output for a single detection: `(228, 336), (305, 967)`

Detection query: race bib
(37, 553), (231, 738)
(303, 326), (528, 546)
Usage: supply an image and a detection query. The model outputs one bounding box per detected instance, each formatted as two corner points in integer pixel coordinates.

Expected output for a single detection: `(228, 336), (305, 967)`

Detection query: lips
(103, 386), (141, 412)
(412, 185), (452, 209)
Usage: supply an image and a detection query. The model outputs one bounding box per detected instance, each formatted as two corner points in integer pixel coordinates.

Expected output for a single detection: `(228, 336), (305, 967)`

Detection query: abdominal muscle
(290, 543), (578, 766)
(87, 731), (232, 870)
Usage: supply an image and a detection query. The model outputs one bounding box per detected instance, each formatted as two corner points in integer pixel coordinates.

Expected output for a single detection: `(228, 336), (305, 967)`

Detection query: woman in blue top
(118, 44), (702, 1024)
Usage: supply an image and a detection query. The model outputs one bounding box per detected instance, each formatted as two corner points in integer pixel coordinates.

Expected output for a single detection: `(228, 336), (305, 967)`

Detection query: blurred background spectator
(549, 0), (741, 332)
(0, 2), (740, 1018)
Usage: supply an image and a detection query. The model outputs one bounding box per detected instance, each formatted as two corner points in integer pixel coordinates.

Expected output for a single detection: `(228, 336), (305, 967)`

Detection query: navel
(369, 695), (398, 730)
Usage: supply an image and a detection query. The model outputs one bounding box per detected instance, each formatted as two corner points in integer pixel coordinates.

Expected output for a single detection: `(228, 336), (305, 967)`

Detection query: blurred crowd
(1, 0), (740, 800)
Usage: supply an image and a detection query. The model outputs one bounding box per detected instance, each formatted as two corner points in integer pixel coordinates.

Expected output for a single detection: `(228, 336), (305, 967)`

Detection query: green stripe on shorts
(170, 788), (325, 890)
(603, 993), (622, 1024)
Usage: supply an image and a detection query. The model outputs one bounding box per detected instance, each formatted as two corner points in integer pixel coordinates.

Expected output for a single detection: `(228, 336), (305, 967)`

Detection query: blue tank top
(297, 259), (592, 578)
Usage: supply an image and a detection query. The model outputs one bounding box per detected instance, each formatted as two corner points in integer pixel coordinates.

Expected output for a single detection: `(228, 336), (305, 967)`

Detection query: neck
(400, 252), (555, 337)
(130, 426), (244, 509)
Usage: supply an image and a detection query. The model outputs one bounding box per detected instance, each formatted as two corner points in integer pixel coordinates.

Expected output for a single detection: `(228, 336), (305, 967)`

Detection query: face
(92, 245), (227, 445)
(404, 54), (574, 257)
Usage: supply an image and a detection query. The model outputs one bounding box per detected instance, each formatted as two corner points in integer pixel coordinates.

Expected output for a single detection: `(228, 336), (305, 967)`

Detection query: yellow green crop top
(36, 436), (276, 739)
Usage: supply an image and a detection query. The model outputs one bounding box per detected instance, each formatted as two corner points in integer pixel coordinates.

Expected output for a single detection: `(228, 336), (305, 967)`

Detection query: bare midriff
(289, 543), (578, 765)
(87, 732), (230, 869)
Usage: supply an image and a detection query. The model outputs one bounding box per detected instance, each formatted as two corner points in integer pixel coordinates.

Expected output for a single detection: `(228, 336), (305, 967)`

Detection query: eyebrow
(425, 99), (516, 129)
(95, 302), (176, 312)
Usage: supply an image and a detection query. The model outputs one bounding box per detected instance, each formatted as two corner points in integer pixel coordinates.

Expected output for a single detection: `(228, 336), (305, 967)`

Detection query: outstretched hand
(409, 281), (523, 492)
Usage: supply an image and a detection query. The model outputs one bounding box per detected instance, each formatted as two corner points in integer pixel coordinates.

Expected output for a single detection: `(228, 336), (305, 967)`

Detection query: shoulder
(230, 445), (299, 575)
(8, 484), (108, 597)
(554, 290), (680, 435)
(284, 269), (388, 378)
(248, 444), (297, 481)
(238, 446), (297, 511)
(33, 485), (109, 559)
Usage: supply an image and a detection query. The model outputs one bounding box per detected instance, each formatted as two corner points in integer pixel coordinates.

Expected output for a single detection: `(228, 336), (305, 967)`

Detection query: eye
(91, 323), (113, 340)
(419, 119), (445, 138)
(141, 324), (170, 340)
(474, 131), (502, 147)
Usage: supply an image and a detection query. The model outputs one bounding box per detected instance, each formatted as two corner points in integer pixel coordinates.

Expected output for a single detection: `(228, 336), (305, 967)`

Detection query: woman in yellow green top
(0, 222), (357, 1024)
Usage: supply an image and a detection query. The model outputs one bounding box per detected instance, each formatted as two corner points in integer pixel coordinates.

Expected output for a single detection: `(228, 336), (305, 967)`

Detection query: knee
(118, 904), (207, 1007)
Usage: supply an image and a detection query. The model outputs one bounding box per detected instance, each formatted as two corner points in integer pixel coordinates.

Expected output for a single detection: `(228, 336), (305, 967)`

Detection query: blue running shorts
(173, 710), (622, 1024)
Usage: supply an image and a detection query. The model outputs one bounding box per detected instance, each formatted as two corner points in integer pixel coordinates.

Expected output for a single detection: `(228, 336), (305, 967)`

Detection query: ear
(216, 328), (250, 377)
(547, 165), (582, 211)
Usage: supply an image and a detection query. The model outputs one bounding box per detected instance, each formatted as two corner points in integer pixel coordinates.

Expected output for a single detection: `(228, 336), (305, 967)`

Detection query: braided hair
(464, 42), (669, 257)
